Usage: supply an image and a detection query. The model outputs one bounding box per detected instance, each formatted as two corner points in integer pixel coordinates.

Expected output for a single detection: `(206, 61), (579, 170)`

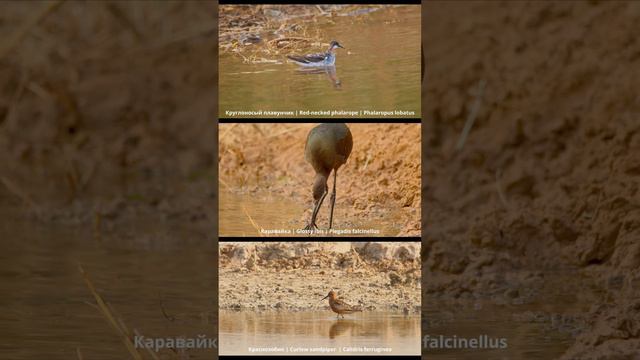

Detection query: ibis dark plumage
(304, 123), (353, 230)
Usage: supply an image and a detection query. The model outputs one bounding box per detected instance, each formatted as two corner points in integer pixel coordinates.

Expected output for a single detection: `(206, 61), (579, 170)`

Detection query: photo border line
(219, 237), (422, 242)
(219, 118), (422, 124)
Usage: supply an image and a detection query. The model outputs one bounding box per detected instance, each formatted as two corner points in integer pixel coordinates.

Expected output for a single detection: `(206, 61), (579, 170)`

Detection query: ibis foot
(304, 222), (319, 232)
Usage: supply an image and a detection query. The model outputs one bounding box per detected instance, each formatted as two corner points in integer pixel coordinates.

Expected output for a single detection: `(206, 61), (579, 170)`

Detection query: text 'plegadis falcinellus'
(304, 123), (353, 230)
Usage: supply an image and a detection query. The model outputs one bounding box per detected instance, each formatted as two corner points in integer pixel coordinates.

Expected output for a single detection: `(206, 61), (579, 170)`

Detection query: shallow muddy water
(219, 6), (421, 118)
(0, 207), (216, 359)
(423, 300), (578, 359)
(219, 190), (406, 237)
(219, 310), (420, 355)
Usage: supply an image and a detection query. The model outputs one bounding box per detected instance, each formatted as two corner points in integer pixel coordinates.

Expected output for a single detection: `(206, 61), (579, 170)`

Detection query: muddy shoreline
(219, 242), (421, 313)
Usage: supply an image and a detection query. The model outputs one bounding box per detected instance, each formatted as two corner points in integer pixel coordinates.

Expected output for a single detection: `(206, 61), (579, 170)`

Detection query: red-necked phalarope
(287, 40), (345, 67)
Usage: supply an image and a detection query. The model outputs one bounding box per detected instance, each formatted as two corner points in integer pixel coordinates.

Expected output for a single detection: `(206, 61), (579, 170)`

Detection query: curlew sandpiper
(321, 290), (362, 319)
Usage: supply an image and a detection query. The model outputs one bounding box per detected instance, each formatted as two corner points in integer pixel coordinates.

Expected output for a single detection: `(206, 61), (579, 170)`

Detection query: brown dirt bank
(219, 242), (421, 312)
(0, 4), (218, 358)
(0, 2), (216, 240)
(424, 1), (640, 358)
(219, 123), (421, 236)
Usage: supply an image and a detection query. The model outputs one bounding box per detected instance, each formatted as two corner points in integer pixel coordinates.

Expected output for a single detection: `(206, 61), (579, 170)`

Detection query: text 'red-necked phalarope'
(287, 40), (345, 67)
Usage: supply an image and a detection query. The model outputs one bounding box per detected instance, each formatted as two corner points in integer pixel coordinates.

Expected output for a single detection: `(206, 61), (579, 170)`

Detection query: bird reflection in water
(295, 66), (342, 88)
(329, 319), (356, 339)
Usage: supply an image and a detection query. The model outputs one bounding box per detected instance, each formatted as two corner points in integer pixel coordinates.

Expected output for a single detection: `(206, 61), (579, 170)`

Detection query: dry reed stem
(0, 0), (65, 60)
(219, 177), (230, 190)
(63, 150), (80, 199)
(93, 209), (102, 242)
(133, 329), (161, 360)
(242, 206), (263, 236)
(267, 37), (312, 46)
(251, 124), (265, 137)
(362, 152), (372, 172)
(5, 70), (28, 126)
(456, 79), (487, 151)
(219, 123), (239, 141)
(159, 296), (176, 322)
(78, 265), (143, 360)
(0, 176), (38, 209)
(495, 169), (509, 209)
(266, 125), (298, 139)
(105, 3), (143, 42)
(80, 161), (97, 191)
(593, 188), (603, 220)
(26, 81), (52, 101)
(83, 300), (100, 311)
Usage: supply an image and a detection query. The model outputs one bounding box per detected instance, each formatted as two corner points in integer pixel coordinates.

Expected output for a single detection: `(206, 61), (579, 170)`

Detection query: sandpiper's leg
(305, 185), (327, 231)
(328, 170), (337, 229)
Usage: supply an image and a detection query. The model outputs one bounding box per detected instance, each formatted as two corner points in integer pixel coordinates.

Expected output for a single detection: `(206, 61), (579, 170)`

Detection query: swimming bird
(303, 123), (353, 230)
(321, 290), (362, 319)
(287, 40), (345, 67)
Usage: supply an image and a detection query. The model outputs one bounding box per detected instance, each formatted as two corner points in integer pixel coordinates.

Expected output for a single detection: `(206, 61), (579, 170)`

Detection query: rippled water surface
(219, 5), (421, 118)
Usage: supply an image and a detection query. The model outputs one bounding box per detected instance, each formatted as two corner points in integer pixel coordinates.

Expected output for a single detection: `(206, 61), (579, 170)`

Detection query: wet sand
(219, 242), (421, 312)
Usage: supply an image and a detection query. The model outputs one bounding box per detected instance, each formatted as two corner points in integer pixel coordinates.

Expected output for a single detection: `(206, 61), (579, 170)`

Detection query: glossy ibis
(303, 123), (353, 230)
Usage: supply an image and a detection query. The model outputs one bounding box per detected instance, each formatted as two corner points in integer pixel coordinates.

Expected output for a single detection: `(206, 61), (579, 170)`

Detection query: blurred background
(5, 0), (640, 359)
(423, 1), (640, 359)
(0, 2), (217, 359)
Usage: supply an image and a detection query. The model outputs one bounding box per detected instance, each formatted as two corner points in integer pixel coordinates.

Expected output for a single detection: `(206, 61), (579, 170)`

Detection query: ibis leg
(328, 170), (338, 229)
(305, 185), (327, 231)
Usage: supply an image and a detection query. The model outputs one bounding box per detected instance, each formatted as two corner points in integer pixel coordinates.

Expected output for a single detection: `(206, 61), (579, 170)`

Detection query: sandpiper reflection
(329, 319), (356, 339)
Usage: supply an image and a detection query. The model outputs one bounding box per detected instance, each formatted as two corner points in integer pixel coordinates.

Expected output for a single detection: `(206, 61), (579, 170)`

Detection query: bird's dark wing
(287, 52), (328, 64)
